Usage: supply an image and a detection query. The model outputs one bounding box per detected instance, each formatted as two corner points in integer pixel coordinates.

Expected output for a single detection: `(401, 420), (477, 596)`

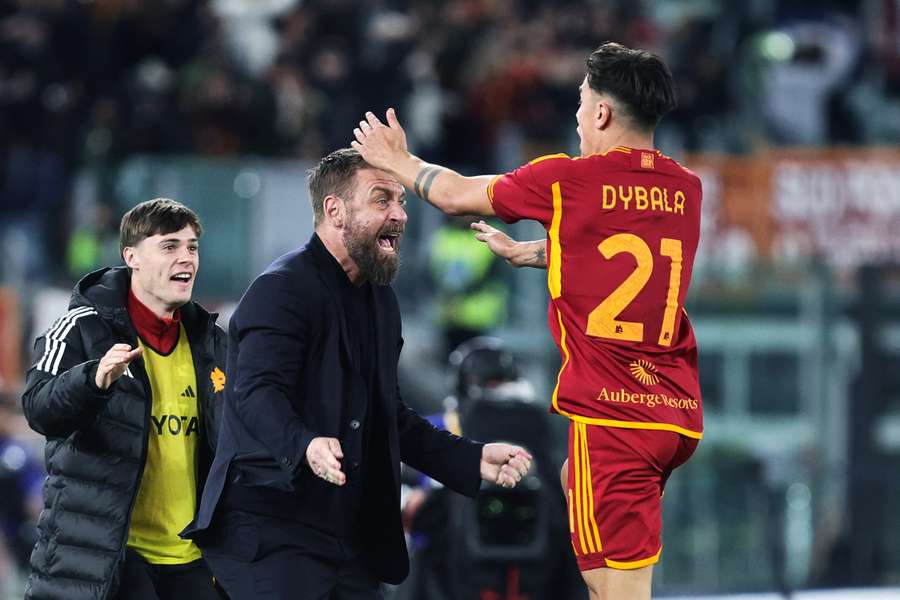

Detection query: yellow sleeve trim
(486, 173), (503, 203)
(605, 548), (662, 570)
(529, 152), (570, 165)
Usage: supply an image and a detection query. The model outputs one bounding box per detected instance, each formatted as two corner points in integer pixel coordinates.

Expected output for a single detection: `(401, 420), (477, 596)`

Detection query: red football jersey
(489, 148), (703, 438)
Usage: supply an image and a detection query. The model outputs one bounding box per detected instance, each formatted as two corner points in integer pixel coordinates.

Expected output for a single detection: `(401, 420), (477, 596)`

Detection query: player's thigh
(581, 564), (653, 600)
(565, 423), (679, 570)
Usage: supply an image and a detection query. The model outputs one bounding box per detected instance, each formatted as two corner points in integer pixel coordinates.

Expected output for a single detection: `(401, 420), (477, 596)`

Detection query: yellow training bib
(127, 326), (202, 564)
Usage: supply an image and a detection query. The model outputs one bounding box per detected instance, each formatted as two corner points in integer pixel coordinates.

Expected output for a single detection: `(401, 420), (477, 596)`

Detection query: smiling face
(123, 225), (199, 317)
(341, 168), (407, 285)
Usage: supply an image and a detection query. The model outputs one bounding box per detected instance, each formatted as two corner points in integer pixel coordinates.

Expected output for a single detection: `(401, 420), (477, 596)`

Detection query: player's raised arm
(470, 220), (547, 269)
(352, 108), (496, 216)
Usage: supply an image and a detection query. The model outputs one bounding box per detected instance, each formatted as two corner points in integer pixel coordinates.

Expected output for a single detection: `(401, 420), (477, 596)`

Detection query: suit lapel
(306, 234), (358, 374)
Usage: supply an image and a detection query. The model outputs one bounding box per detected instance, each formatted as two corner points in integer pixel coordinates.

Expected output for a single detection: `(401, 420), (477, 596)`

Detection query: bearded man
(182, 148), (532, 600)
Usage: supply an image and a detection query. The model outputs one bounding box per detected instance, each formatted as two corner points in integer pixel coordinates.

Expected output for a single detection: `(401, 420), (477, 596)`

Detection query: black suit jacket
(184, 233), (484, 584)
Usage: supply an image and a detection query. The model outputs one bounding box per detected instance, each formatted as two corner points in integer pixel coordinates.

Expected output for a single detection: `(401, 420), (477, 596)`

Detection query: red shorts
(565, 421), (698, 571)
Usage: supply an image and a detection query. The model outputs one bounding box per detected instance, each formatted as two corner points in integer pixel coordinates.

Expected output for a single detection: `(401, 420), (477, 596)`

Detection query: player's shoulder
(527, 152), (572, 166)
(42, 305), (101, 339)
(659, 152), (703, 189)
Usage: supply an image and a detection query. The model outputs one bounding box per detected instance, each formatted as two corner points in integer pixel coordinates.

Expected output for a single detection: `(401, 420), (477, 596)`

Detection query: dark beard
(343, 217), (402, 285)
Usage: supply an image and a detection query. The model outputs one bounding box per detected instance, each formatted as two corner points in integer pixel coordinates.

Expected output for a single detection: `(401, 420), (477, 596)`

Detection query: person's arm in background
(352, 109), (497, 217)
(470, 221), (547, 269)
(22, 310), (141, 438)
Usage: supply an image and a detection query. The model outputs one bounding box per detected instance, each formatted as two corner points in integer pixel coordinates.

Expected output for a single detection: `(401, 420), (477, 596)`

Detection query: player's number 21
(585, 233), (682, 346)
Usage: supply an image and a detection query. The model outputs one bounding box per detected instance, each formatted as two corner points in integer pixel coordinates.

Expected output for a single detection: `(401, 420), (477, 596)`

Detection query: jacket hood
(70, 267), (130, 314)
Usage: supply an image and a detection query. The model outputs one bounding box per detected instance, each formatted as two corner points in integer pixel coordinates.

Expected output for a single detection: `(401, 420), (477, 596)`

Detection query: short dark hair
(307, 148), (369, 225)
(120, 198), (203, 252)
(586, 42), (677, 131)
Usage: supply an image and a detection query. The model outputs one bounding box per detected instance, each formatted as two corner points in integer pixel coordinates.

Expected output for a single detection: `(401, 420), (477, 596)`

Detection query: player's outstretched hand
(351, 108), (409, 172)
(95, 344), (143, 390)
(480, 443), (533, 488)
(471, 220), (519, 263)
(305, 437), (347, 486)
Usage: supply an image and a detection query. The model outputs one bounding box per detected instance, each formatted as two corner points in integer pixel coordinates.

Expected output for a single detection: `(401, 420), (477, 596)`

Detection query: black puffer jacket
(21, 267), (226, 600)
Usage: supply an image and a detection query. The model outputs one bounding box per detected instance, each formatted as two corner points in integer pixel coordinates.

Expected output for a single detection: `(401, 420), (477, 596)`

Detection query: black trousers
(200, 510), (383, 600)
(116, 549), (222, 600)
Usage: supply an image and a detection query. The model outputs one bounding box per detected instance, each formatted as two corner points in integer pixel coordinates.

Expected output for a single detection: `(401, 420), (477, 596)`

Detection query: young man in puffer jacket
(22, 198), (226, 600)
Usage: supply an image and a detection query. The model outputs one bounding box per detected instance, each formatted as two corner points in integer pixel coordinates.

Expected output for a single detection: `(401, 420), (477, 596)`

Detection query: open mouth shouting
(377, 231), (402, 254)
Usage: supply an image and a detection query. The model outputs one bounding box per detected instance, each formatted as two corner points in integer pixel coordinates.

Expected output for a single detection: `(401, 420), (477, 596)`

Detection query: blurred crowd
(3, 0), (900, 285)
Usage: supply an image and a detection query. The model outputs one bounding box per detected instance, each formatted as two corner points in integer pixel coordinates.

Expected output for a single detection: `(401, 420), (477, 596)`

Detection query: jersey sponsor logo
(211, 367), (226, 393)
(601, 184), (686, 215)
(150, 414), (200, 436)
(596, 387), (699, 410)
(629, 359), (660, 387)
(180, 385), (196, 398)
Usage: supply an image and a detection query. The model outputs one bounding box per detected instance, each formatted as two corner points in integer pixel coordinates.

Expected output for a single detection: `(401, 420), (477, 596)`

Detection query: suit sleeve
(396, 395), (484, 497)
(22, 308), (112, 438)
(394, 331), (484, 497)
(230, 273), (316, 481)
(487, 153), (572, 226)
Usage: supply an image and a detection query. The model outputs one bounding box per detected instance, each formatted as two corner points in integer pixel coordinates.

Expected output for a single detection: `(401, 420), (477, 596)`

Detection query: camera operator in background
(399, 338), (585, 600)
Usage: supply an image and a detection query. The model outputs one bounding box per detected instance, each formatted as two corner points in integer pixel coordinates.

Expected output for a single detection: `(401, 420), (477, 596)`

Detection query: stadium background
(2, 0), (900, 597)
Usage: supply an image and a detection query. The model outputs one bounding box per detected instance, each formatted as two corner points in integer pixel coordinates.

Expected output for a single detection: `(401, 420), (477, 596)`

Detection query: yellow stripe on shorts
(579, 422), (603, 551)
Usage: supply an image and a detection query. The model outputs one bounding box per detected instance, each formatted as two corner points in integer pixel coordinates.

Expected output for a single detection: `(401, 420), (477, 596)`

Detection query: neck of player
(592, 129), (655, 155)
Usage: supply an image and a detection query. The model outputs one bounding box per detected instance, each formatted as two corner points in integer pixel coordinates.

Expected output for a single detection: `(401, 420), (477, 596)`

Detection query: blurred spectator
(64, 201), (120, 280)
(428, 215), (508, 357)
(0, 395), (44, 574)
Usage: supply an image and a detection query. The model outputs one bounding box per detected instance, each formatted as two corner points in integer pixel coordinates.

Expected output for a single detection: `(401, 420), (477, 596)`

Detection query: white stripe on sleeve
(36, 307), (98, 375)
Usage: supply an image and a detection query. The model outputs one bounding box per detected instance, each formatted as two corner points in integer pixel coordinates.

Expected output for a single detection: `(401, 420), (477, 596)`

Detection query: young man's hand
(94, 344), (143, 390)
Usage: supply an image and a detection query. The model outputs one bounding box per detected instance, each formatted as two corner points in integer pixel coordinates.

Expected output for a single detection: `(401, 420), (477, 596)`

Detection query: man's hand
(480, 443), (533, 488)
(471, 221), (547, 269)
(305, 437), (346, 486)
(95, 344), (143, 390)
(471, 221), (520, 264)
(351, 108), (410, 174)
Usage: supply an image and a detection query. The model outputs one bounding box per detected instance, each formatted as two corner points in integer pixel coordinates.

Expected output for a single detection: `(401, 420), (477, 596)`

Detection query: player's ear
(596, 100), (612, 130)
(323, 194), (346, 228)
